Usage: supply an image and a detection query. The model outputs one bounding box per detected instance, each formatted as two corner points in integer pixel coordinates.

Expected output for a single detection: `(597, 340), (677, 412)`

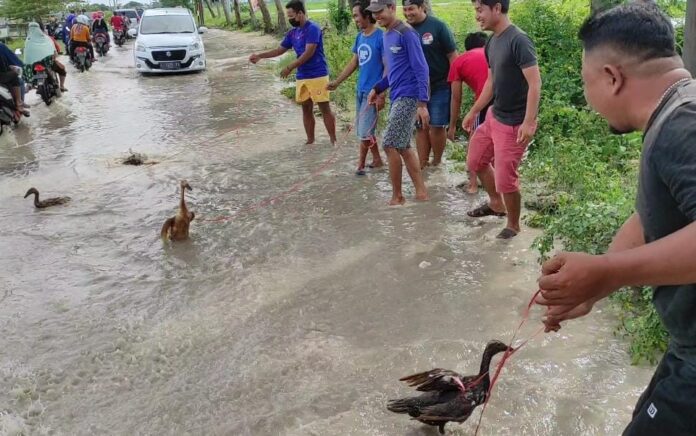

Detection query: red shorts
(467, 107), (529, 194)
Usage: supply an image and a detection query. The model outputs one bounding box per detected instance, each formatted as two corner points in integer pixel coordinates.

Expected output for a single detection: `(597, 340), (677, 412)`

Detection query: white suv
(132, 8), (207, 74)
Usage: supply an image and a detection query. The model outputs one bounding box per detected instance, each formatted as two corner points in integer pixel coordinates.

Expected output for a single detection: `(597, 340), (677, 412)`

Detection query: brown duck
(24, 187), (71, 208)
(160, 180), (195, 241)
(387, 340), (512, 434)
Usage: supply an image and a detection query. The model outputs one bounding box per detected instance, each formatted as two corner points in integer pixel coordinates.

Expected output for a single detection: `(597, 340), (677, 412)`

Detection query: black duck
(387, 340), (512, 434)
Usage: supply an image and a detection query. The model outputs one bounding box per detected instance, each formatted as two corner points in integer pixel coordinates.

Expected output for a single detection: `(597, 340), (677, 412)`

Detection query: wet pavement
(0, 30), (654, 435)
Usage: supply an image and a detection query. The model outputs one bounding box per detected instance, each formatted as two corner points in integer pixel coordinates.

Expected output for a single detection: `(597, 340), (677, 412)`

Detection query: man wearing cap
(402, 0), (457, 169)
(367, 0), (429, 205)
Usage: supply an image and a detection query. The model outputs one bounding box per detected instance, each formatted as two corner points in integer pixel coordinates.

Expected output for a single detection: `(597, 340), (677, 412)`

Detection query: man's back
(448, 47), (488, 99)
(70, 24), (90, 42)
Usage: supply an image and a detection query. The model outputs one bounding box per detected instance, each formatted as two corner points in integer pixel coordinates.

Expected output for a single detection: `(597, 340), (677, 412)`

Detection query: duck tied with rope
(387, 340), (511, 434)
(160, 180), (195, 241)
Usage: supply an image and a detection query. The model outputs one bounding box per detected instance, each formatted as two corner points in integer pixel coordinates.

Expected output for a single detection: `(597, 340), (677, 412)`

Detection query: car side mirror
(198, 26), (208, 34)
(128, 28), (137, 37)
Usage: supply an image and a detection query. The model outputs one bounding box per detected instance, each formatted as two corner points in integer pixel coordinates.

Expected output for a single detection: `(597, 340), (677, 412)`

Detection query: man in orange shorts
(249, 0), (336, 145)
(462, 0), (541, 239)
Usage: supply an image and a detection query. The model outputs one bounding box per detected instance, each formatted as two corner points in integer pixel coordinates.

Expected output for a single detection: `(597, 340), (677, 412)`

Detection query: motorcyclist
(24, 23), (68, 93)
(0, 42), (29, 119)
(91, 12), (110, 45)
(69, 15), (95, 62)
(63, 10), (76, 46)
(110, 12), (126, 45)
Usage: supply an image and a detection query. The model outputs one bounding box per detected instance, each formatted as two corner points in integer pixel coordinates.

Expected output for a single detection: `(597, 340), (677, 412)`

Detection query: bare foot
(306, 137), (315, 145)
(420, 161), (430, 170)
(415, 192), (430, 201)
(430, 159), (441, 166)
(388, 196), (406, 206)
(467, 184), (478, 194)
(369, 160), (384, 168)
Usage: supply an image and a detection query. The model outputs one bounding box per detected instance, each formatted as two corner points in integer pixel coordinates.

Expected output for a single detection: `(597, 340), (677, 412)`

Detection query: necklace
(655, 77), (691, 110)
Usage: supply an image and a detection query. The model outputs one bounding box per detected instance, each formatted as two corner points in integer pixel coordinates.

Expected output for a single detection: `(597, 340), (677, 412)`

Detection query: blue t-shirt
(281, 21), (329, 80)
(374, 21), (429, 102)
(351, 28), (384, 94)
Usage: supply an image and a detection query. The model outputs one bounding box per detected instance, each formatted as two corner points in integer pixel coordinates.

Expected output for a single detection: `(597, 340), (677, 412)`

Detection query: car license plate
(160, 61), (180, 70)
(34, 72), (47, 79)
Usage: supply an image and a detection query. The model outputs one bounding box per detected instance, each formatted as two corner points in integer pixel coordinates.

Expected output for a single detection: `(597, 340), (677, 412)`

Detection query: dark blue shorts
(417, 86), (451, 128)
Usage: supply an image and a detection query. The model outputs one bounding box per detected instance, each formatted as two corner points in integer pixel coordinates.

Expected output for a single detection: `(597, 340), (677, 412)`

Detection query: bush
(327, 0), (352, 33)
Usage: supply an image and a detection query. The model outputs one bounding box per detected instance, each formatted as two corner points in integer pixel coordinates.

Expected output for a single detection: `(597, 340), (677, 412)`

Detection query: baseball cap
(366, 0), (395, 12)
(402, 0), (424, 6)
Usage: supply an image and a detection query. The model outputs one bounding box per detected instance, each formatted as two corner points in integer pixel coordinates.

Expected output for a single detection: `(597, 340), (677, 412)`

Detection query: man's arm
(518, 64), (542, 146)
(609, 213), (645, 253)
(250, 46), (289, 63)
(328, 54), (358, 90)
(447, 51), (457, 65)
(448, 81), (463, 140)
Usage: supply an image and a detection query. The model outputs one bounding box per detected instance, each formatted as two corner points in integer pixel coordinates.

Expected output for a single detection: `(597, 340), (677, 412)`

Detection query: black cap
(366, 0), (395, 12)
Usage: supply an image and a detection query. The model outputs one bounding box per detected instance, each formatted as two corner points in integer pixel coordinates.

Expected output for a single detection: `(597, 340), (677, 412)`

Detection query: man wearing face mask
(249, 0), (337, 146)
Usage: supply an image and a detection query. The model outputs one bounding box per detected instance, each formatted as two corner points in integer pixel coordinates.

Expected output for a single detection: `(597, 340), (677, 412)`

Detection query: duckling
(160, 180), (195, 241)
(24, 187), (71, 209)
(387, 340), (512, 434)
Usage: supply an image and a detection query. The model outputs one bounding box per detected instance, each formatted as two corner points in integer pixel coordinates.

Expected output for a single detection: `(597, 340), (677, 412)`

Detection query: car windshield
(121, 11), (138, 19)
(140, 15), (195, 34)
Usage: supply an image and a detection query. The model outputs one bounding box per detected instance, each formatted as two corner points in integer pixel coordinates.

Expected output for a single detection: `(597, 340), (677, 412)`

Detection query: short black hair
(353, 0), (376, 23)
(464, 32), (488, 50)
(470, 0), (509, 14)
(285, 0), (306, 14)
(579, 3), (676, 61)
(70, 10), (75, 13)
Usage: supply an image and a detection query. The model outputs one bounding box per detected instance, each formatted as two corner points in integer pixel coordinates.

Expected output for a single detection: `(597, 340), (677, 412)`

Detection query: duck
(24, 187), (71, 209)
(387, 340), (512, 434)
(160, 180), (195, 241)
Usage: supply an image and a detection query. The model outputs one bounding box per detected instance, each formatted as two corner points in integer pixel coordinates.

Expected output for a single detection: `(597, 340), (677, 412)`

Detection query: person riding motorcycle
(91, 12), (110, 47)
(69, 15), (94, 62)
(110, 13), (126, 45)
(24, 22), (67, 93)
(0, 42), (28, 120)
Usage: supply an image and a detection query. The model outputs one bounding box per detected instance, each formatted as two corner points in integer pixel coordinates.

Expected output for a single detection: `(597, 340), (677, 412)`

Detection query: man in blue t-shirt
(327, 0), (385, 175)
(249, 0), (336, 145)
(367, 0), (430, 205)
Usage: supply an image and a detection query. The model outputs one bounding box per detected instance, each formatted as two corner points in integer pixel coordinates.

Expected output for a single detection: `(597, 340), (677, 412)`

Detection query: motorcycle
(0, 85), (19, 134)
(113, 28), (125, 47)
(31, 62), (61, 106)
(93, 32), (109, 57)
(73, 46), (91, 72)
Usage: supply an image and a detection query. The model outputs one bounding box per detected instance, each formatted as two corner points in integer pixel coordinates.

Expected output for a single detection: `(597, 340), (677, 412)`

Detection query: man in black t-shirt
(464, 0), (541, 239)
(536, 4), (696, 435)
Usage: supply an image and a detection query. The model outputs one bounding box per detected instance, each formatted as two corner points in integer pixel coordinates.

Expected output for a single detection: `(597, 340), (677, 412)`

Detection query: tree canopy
(1, 0), (67, 21)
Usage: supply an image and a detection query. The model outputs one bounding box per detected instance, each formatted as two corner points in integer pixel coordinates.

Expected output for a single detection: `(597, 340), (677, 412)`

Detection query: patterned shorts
(383, 97), (417, 150)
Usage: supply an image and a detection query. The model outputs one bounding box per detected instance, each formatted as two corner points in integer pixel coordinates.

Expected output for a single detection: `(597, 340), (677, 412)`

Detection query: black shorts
(623, 348), (696, 436)
(0, 70), (19, 88)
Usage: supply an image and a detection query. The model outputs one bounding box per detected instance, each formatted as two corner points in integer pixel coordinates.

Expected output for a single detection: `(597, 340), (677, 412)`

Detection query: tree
(248, 0), (259, 30)
(273, 0), (287, 33)
(590, 0), (622, 14)
(257, 0), (274, 33)
(161, 0), (194, 9)
(123, 1), (144, 7)
(1, 0), (67, 21)
(222, 0), (233, 26)
(685, 0), (696, 77)
(233, 0), (243, 27)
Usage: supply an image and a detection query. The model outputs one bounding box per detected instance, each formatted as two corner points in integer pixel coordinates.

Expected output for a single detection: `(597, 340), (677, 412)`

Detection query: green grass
(5, 39), (24, 52)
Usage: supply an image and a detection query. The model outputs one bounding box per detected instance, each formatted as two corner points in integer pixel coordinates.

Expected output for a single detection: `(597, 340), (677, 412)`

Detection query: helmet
(76, 15), (89, 25)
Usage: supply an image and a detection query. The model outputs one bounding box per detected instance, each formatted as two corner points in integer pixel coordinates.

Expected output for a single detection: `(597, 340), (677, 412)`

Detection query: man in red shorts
(463, 0), (541, 239)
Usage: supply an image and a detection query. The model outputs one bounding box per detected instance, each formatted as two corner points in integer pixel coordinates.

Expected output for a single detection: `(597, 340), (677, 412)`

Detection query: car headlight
(189, 42), (200, 51)
(136, 43), (146, 52)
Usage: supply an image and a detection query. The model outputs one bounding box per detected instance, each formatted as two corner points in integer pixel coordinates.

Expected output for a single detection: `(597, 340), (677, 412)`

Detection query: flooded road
(0, 30), (654, 435)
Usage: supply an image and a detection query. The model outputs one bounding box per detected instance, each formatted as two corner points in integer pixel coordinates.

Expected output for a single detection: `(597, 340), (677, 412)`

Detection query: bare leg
(318, 102), (337, 145)
(301, 99), (315, 144)
(385, 147), (405, 205)
(368, 140), (383, 167)
(467, 169), (478, 194)
(402, 148), (429, 201)
(357, 140), (369, 171)
(429, 127), (447, 166)
(503, 191), (522, 233)
(416, 127), (431, 169)
(59, 74), (66, 90)
(477, 165), (505, 212)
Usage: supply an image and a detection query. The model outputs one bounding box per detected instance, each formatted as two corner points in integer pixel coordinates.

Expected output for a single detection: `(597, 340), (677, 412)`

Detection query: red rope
(471, 290), (544, 435)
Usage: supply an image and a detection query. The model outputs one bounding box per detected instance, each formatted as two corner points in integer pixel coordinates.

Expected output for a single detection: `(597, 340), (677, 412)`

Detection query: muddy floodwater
(0, 30), (654, 435)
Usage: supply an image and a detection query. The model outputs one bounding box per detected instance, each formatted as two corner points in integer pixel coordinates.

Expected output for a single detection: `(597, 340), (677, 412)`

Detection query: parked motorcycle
(93, 32), (109, 57)
(113, 28), (125, 47)
(73, 46), (91, 72)
(31, 62), (61, 106)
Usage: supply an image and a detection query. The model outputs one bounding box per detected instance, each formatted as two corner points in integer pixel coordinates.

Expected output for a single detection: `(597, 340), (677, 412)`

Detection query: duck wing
(38, 196), (71, 208)
(400, 368), (469, 392)
(416, 393), (478, 424)
(387, 390), (457, 417)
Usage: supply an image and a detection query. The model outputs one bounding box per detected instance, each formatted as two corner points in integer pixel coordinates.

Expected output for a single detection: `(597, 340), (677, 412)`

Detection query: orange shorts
(296, 76), (330, 103)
